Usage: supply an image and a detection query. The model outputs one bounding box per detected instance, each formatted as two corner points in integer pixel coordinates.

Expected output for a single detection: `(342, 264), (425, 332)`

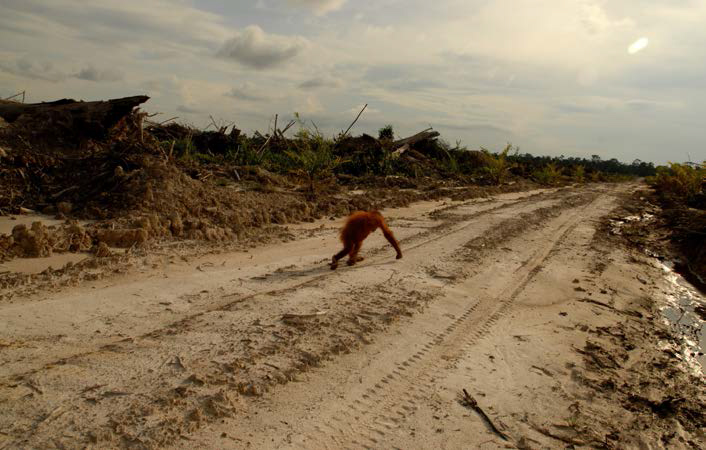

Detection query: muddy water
(658, 260), (705, 372)
(610, 211), (705, 372)
(0, 253), (89, 274)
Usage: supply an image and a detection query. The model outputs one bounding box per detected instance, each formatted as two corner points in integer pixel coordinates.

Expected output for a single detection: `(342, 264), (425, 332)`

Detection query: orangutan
(330, 210), (402, 270)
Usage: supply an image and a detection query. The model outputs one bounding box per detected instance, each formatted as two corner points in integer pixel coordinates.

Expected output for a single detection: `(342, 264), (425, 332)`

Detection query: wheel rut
(0, 190), (557, 383)
(2, 187), (607, 449)
(287, 192), (610, 449)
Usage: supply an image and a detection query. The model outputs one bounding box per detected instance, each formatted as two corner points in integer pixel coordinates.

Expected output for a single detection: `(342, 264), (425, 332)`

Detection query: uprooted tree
(0, 95), (149, 145)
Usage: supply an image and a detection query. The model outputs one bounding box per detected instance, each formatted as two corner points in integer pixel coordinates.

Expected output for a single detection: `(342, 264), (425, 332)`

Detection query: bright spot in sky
(628, 37), (649, 54)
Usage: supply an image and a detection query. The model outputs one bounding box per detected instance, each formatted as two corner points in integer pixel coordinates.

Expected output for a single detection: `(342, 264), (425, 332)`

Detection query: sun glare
(628, 37), (649, 55)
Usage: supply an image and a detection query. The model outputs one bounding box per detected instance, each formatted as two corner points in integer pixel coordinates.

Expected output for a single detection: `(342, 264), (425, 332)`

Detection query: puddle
(657, 260), (705, 374)
(0, 252), (90, 274)
(606, 211), (703, 371)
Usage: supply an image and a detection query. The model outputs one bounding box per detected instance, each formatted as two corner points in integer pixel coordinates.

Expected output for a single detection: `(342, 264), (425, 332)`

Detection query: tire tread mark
(295, 193), (604, 448)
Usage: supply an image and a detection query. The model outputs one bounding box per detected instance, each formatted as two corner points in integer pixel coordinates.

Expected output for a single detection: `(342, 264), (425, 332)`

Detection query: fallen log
(392, 128), (440, 149)
(0, 95), (149, 141)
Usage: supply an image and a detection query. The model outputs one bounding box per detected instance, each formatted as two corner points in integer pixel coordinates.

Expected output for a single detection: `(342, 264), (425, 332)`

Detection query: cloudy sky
(1, 0), (704, 163)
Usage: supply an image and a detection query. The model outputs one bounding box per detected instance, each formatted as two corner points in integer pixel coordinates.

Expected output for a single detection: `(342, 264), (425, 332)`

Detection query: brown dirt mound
(0, 100), (540, 281)
(0, 221), (93, 261)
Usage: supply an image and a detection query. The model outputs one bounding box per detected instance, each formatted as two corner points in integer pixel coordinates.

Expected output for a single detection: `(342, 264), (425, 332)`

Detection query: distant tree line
(507, 152), (657, 177)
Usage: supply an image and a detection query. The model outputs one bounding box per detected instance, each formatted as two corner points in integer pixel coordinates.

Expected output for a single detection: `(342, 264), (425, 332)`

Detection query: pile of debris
(334, 128), (486, 183)
(0, 95), (158, 216)
(146, 121), (241, 156)
(0, 95), (497, 265)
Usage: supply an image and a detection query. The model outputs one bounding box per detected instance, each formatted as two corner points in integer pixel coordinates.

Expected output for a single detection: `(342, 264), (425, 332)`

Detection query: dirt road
(1, 183), (703, 449)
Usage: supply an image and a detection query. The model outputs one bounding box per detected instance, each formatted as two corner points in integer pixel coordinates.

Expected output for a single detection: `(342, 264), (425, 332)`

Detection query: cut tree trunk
(0, 96), (149, 141)
(392, 129), (440, 149)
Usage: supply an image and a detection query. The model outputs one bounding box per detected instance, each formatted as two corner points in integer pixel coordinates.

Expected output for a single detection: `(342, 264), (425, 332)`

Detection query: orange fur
(330, 210), (402, 270)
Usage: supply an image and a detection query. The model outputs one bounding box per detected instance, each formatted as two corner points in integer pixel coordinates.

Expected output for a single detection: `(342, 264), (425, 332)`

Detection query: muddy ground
(0, 182), (703, 449)
(0, 176), (536, 302)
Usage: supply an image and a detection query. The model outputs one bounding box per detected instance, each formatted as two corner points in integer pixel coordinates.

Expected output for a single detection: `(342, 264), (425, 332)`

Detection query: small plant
(227, 136), (269, 166)
(440, 143), (460, 175)
(286, 127), (346, 195)
(588, 170), (602, 182)
(479, 144), (516, 184)
(168, 136), (196, 161)
(532, 163), (563, 186)
(648, 162), (705, 202)
(571, 165), (585, 183)
(165, 136), (219, 164)
(378, 124), (394, 141)
(444, 150), (459, 174)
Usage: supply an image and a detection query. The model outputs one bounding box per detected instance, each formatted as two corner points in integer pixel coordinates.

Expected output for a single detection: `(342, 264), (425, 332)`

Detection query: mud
(0, 183), (703, 449)
(1, 108), (545, 305)
(0, 181), (537, 303)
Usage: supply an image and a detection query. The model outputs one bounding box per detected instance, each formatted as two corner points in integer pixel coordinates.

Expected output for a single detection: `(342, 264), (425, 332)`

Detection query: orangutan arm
(379, 219), (402, 259)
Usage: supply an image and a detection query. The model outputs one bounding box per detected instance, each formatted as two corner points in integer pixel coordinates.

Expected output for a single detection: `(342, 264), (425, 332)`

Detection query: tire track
(0, 190), (558, 383)
(1, 188), (591, 449)
(288, 192), (610, 449)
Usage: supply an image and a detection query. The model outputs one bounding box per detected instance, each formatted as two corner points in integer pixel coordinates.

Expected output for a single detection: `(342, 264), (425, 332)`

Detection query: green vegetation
(532, 163), (563, 186)
(478, 144), (516, 185)
(646, 161), (705, 283)
(509, 153), (656, 178)
(228, 137), (269, 167)
(378, 125), (394, 141)
(571, 165), (585, 183)
(150, 115), (660, 196)
(164, 136), (220, 164)
(647, 162), (705, 203)
(285, 128), (345, 195)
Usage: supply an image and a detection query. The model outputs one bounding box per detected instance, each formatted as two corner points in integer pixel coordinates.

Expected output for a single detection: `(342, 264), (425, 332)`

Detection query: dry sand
(0, 183), (703, 449)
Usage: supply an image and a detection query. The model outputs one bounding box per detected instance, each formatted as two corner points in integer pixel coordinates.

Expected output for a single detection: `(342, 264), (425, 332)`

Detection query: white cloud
(0, 58), (65, 82)
(0, 0), (229, 50)
(0, 0), (704, 163)
(74, 66), (124, 82)
(286, 0), (347, 15)
(346, 104), (380, 115)
(217, 25), (308, 69)
(226, 82), (281, 101)
(299, 96), (324, 114)
(177, 105), (204, 114)
(299, 75), (344, 89)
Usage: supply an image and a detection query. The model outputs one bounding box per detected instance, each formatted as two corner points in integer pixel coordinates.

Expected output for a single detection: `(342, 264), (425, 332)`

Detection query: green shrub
(571, 165), (585, 183)
(648, 162), (705, 202)
(225, 135), (278, 168)
(532, 163), (563, 186)
(478, 144), (516, 184)
(286, 128), (346, 194)
(378, 125), (394, 141)
(588, 170), (602, 182)
(165, 136), (219, 164)
(443, 149), (460, 174)
(168, 136), (196, 160)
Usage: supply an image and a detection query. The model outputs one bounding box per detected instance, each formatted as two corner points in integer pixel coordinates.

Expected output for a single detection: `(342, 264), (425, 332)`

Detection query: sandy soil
(0, 183), (703, 449)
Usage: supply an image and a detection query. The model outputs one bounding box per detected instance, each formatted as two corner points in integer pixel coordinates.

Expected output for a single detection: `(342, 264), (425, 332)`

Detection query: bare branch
(340, 103), (367, 139)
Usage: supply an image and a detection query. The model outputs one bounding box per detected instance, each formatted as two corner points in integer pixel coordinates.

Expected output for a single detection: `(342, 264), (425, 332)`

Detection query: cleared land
(0, 183), (703, 449)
